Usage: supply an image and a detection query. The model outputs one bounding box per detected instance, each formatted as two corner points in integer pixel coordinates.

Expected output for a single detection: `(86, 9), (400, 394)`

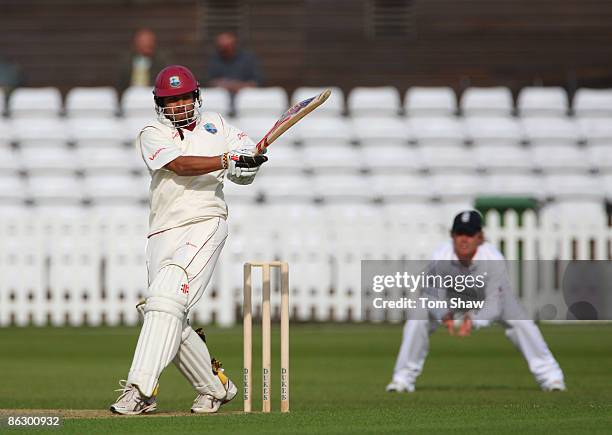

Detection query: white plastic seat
(258, 146), (305, 174)
(0, 175), (26, 204)
(234, 87), (288, 117)
(517, 87), (568, 118)
(573, 89), (612, 118)
(303, 145), (363, 173)
(255, 174), (315, 203)
(12, 118), (70, 148)
(21, 148), (75, 175)
(76, 147), (143, 174)
(0, 119), (11, 148)
(347, 86), (400, 117)
(409, 117), (466, 146)
(522, 118), (580, 146)
(65, 87), (118, 118)
(479, 174), (544, 198)
(221, 178), (262, 203)
(0, 148), (21, 174)
(351, 117), (408, 147)
(84, 174), (148, 204)
(68, 118), (125, 148)
(121, 86), (155, 118)
(587, 145), (612, 173)
(578, 118), (612, 146)
(543, 174), (603, 200)
(296, 118), (352, 147)
(430, 174), (480, 202)
(475, 145), (532, 173)
(461, 87), (514, 117)
(292, 87), (344, 118)
(466, 117), (524, 147)
(371, 174), (434, 202)
(600, 175), (612, 199)
(405, 87), (457, 117)
(533, 145), (590, 174)
(361, 146), (421, 173)
(313, 174), (374, 203)
(9, 87), (62, 118)
(200, 87), (232, 117)
(420, 145), (476, 174)
(26, 174), (83, 205)
(121, 117), (152, 143)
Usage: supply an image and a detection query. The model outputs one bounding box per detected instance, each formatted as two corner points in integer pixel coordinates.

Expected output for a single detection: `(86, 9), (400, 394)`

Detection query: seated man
(386, 210), (566, 393)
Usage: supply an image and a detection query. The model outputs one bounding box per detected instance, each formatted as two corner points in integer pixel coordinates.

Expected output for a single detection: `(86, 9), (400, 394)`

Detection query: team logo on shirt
(169, 76), (181, 87)
(203, 123), (218, 134)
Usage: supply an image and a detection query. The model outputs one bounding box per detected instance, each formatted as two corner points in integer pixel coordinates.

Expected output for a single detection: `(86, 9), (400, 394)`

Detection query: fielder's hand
(458, 314), (472, 337)
(442, 312), (455, 336)
(223, 147), (268, 185)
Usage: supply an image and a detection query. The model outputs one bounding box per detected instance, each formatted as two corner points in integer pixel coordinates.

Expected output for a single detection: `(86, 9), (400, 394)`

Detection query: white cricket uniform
(391, 241), (565, 389)
(126, 112), (254, 398)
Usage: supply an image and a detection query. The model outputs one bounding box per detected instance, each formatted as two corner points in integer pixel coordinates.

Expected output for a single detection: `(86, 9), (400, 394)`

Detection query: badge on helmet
(169, 75), (181, 88)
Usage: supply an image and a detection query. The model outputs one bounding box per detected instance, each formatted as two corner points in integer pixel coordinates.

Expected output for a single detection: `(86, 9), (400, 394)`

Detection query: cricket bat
(253, 89), (331, 155)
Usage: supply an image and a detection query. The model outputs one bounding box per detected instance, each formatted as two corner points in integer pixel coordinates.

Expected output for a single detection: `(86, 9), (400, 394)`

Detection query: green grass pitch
(0, 323), (611, 434)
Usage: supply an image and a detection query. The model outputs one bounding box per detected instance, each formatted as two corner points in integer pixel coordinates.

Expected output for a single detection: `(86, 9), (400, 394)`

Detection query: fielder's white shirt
(138, 111), (254, 236)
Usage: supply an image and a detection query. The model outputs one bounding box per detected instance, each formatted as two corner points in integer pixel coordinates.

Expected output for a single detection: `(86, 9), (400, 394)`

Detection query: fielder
(110, 65), (267, 414)
(386, 210), (566, 393)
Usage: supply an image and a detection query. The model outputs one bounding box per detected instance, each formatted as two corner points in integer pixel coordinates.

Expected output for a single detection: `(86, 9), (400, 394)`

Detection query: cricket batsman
(386, 210), (566, 393)
(110, 65), (267, 414)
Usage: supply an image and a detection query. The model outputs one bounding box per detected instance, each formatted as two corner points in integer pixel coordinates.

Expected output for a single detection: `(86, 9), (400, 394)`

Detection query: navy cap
(451, 210), (483, 235)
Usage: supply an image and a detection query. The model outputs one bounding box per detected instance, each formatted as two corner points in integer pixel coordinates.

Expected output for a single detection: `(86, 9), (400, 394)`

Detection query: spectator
(0, 55), (24, 92)
(206, 32), (263, 93)
(117, 28), (171, 92)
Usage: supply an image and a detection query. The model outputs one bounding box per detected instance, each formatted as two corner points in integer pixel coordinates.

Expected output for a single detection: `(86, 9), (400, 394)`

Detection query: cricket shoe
(191, 359), (238, 413)
(110, 380), (158, 415)
(385, 380), (415, 393)
(541, 379), (566, 392)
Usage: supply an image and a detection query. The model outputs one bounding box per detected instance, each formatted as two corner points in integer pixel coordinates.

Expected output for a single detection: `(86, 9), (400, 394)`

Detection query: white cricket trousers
(391, 292), (565, 388)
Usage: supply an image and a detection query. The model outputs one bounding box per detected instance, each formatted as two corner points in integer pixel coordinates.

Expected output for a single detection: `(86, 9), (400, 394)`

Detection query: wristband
(221, 153), (229, 169)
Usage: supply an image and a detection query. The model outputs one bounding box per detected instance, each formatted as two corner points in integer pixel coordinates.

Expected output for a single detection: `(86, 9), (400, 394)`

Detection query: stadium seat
(573, 88), (612, 118)
(9, 87), (63, 118)
(479, 174), (544, 198)
(0, 119), (11, 148)
(351, 117), (409, 147)
(371, 174), (434, 202)
(466, 117), (524, 147)
(578, 118), (612, 146)
(12, 118), (70, 148)
(543, 174), (603, 200)
(0, 148), (21, 175)
(21, 147), (76, 176)
(26, 174), (83, 205)
(84, 174), (148, 204)
(532, 145), (590, 174)
(121, 86), (155, 118)
(361, 145), (421, 173)
(431, 173), (480, 202)
(303, 144), (364, 173)
(460, 86), (514, 117)
(517, 87), (568, 117)
(295, 117), (352, 147)
(255, 173), (315, 203)
(347, 86), (401, 118)
(522, 117), (580, 147)
(0, 175), (26, 205)
(68, 118), (125, 148)
(292, 87), (344, 118)
(234, 87), (288, 117)
(65, 87), (118, 118)
(121, 117), (153, 143)
(587, 145), (612, 173)
(420, 145), (476, 174)
(408, 117), (466, 146)
(221, 177), (262, 203)
(313, 174), (375, 203)
(257, 146), (305, 174)
(76, 147), (143, 174)
(234, 116), (299, 144)
(404, 87), (457, 117)
(200, 87), (232, 117)
(475, 145), (532, 173)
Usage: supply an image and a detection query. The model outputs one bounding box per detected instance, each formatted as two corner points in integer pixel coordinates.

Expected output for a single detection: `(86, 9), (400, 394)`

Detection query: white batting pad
(174, 326), (226, 399)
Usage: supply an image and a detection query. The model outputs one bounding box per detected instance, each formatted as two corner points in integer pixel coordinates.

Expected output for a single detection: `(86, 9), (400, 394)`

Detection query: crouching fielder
(386, 210), (565, 393)
(110, 65), (267, 415)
